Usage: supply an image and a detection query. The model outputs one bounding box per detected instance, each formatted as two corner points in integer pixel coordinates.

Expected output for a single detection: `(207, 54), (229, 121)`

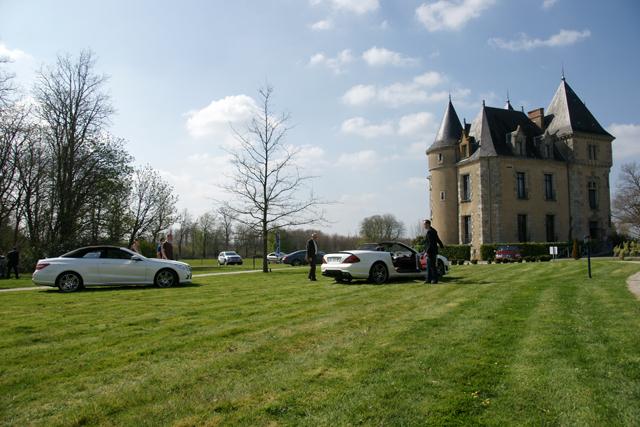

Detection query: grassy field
(1, 261), (639, 426)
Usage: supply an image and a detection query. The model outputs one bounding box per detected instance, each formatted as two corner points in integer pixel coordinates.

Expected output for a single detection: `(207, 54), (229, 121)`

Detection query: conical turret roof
(546, 78), (612, 138)
(427, 98), (462, 153)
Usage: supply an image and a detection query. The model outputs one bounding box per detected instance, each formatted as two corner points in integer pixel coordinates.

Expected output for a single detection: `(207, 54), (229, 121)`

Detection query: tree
(126, 164), (178, 246)
(613, 162), (640, 238)
(360, 214), (406, 241)
(222, 86), (324, 272)
(217, 206), (234, 249)
(198, 212), (216, 259)
(34, 50), (121, 252)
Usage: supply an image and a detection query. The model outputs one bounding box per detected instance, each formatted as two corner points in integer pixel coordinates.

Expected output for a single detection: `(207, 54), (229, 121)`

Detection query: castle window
(588, 144), (597, 161)
(589, 221), (599, 239)
(516, 172), (527, 199)
(517, 214), (528, 242)
(588, 181), (598, 209)
(545, 143), (552, 158)
(462, 215), (472, 244)
(461, 174), (471, 201)
(516, 139), (524, 156)
(438, 153), (444, 164)
(440, 191), (445, 201)
(545, 214), (555, 242)
(544, 174), (555, 200)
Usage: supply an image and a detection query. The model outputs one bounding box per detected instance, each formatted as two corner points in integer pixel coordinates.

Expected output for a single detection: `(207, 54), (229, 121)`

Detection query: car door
(99, 248), (149, 284)
(73, 249), (104, 284)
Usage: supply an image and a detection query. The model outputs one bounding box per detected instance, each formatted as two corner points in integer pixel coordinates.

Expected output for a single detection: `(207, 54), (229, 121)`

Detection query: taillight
(343, 255), (360, 264)
(322, 256), (327, 264)
(35, 262), (50, 271)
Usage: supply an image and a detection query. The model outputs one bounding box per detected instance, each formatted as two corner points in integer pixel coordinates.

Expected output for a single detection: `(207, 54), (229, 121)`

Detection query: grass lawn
(1, 261), (639, 425)
(184, 258), (292, 275)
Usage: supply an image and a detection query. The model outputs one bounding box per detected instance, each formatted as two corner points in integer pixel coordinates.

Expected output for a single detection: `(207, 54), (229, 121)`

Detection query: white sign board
(548, 246), (558, 255)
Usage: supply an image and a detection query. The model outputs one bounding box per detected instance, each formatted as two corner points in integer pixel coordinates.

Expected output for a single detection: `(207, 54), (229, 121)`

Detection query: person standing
(423, 220), (444, 284)
(0, 251), (6, 279)
(130, 239), (141, 254)
(6, 247), (19, 279)
(157, 237), (165, 258)
(306, 232), (319, 281)
(162, 233), (174, 260)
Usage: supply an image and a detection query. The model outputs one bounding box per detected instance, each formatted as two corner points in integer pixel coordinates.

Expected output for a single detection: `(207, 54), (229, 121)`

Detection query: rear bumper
(322, 269), (353, 280)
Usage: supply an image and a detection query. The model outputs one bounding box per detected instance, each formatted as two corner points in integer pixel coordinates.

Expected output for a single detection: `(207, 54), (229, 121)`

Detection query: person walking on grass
(157, 237), (165, 258)
(423, 219), (444, 284)
(130, 238), (141, 254)
(6, 247), (20, 280)
(306, 232), (319, 281)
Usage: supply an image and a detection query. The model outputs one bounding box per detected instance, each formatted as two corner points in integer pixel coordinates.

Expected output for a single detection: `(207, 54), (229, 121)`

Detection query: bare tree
(198, 212), (216, 259)
(217, 206), (234, 249)
(126, 164), (178, 246)
(360, 214), (406, 241)
(33, 50), (117, 252)
(222, 85), (324, 272)
(175, 209), (193, 259)
(613, 162), (640, 238)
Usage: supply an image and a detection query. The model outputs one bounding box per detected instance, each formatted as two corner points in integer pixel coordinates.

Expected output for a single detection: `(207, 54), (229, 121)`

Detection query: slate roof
(545, 78), (612, 138)
(427, 99), (462, 152)
(468, 106), (543, 158)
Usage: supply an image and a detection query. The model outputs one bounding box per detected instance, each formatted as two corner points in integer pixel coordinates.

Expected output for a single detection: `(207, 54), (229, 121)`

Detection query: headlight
(176, 264), (191, 271)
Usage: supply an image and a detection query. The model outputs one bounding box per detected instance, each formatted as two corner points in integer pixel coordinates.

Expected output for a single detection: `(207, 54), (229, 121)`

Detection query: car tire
(57, 271), (83, 293)
(369, 262), (388, 284)
(155, 269), (177, 288)
(437, 259), (445, 277)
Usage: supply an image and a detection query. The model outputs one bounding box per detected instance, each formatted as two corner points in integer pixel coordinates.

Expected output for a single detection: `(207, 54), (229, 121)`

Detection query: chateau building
(426, 77), (614, 257)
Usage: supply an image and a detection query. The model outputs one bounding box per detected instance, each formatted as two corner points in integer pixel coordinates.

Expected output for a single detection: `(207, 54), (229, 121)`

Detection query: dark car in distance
(494, 245), (522, 261)
(281, 250), (325, 266)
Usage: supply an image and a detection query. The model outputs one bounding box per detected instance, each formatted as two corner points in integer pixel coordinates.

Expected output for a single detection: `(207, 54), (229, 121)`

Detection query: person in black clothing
(0, 251), (6, 279)
(306, 232), (319, 281)
(423, 220), (444, 284)
(6, 247), (19, 279)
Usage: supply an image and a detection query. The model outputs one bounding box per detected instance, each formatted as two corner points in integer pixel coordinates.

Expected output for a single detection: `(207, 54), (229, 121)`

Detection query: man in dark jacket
(306, 232), (319, 281)
(6, 247), (19, 279)
(423, 220), (444, 284)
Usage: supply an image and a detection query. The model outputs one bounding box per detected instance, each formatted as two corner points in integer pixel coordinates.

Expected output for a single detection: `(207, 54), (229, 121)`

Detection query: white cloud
(342, 84), (377, 106)
(312, 0), (379, 14)
(379, 20), (389, 30)
(308, 49), (353, 74)
(185, 95), (257, 139)
(610, 123), (640, 162)
(542, 0), (558, 9)
(341, 71), (462, 108)
(416, 0), (495, 32)
(362, 46), (418, 67)
(0, 42), (32, 62)
(341, 117), (394, 139)
(336, 150), (381, 169)
(413, 71), (446, 87)
(398, 112), (436, 137)
(489, 29), (591, 51)
(310, 19), (333, 30)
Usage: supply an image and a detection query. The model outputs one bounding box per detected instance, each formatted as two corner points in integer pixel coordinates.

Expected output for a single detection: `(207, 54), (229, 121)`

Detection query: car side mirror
(131, 255), (143, 261)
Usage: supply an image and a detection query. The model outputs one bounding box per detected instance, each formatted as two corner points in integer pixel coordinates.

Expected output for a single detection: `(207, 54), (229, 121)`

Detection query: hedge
(440, 245), (471, 261)
(479, 242), (571, 261)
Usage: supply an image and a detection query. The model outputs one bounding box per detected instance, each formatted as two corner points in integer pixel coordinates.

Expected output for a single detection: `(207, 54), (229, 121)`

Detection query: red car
(494, 245), (522, 261)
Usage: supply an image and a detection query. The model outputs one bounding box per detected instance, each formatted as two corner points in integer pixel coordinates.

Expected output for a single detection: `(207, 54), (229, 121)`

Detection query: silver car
(217, 251), (243, 265)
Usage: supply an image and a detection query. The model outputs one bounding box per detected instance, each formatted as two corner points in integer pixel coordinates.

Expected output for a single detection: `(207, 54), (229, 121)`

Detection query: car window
(102, 248), (133, 259)
(82, 250), (102, 259)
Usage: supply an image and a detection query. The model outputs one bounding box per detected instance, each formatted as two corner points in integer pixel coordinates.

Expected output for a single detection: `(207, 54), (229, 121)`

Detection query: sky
(1, 0), (639, 237)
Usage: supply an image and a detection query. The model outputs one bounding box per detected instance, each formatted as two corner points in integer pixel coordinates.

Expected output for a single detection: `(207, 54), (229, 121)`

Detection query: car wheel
(292, 260), (301, 266)
(155, 269), (177, 288)
(369, 262), (388, 284)
(338, 277), (352, 284)
(437, 260), (445, 277)
(57, 272), (83, 293)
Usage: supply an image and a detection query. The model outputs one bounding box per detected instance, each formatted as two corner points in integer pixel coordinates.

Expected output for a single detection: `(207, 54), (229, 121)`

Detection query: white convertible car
(321, 241), (449, 284)
(32, 246), (192, 292)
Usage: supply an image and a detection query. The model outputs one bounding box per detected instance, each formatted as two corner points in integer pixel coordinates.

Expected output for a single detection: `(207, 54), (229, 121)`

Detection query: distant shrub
(471, 259), (478, 265)
(440, 245), (471, 261)
(539, 255), (552, 262)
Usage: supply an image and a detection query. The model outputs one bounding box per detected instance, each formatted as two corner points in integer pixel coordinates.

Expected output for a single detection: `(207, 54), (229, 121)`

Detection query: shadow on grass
(328, 275), (458, 287)
(42, 282), (203, 293)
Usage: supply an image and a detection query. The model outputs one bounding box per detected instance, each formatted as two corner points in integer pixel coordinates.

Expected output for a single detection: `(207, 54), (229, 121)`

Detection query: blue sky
(1, 0), (639, 236)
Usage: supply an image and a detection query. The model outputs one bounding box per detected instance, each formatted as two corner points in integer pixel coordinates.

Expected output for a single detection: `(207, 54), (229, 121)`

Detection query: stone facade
(427, 78), (614, 257)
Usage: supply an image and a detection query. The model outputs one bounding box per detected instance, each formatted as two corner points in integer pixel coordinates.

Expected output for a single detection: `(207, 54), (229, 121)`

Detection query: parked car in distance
(494, 245), (522, 261)
(218, 251), (243, 265)
(32, 246), (192, 292)
(282, 250), (325, 266)
(267, 252), (286, 264)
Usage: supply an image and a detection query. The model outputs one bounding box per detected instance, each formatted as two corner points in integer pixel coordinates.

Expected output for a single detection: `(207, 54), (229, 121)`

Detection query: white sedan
(218, 251), (243, 265)
(32, 246), (192, 292)
(321, 241), (449, 284)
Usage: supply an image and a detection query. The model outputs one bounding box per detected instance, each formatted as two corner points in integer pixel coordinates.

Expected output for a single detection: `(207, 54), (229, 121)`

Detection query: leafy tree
(359, 214), (405, 241)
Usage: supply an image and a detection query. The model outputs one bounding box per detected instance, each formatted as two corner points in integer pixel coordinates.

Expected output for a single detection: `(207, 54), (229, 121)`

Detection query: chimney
(528, 108), (544, 129)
